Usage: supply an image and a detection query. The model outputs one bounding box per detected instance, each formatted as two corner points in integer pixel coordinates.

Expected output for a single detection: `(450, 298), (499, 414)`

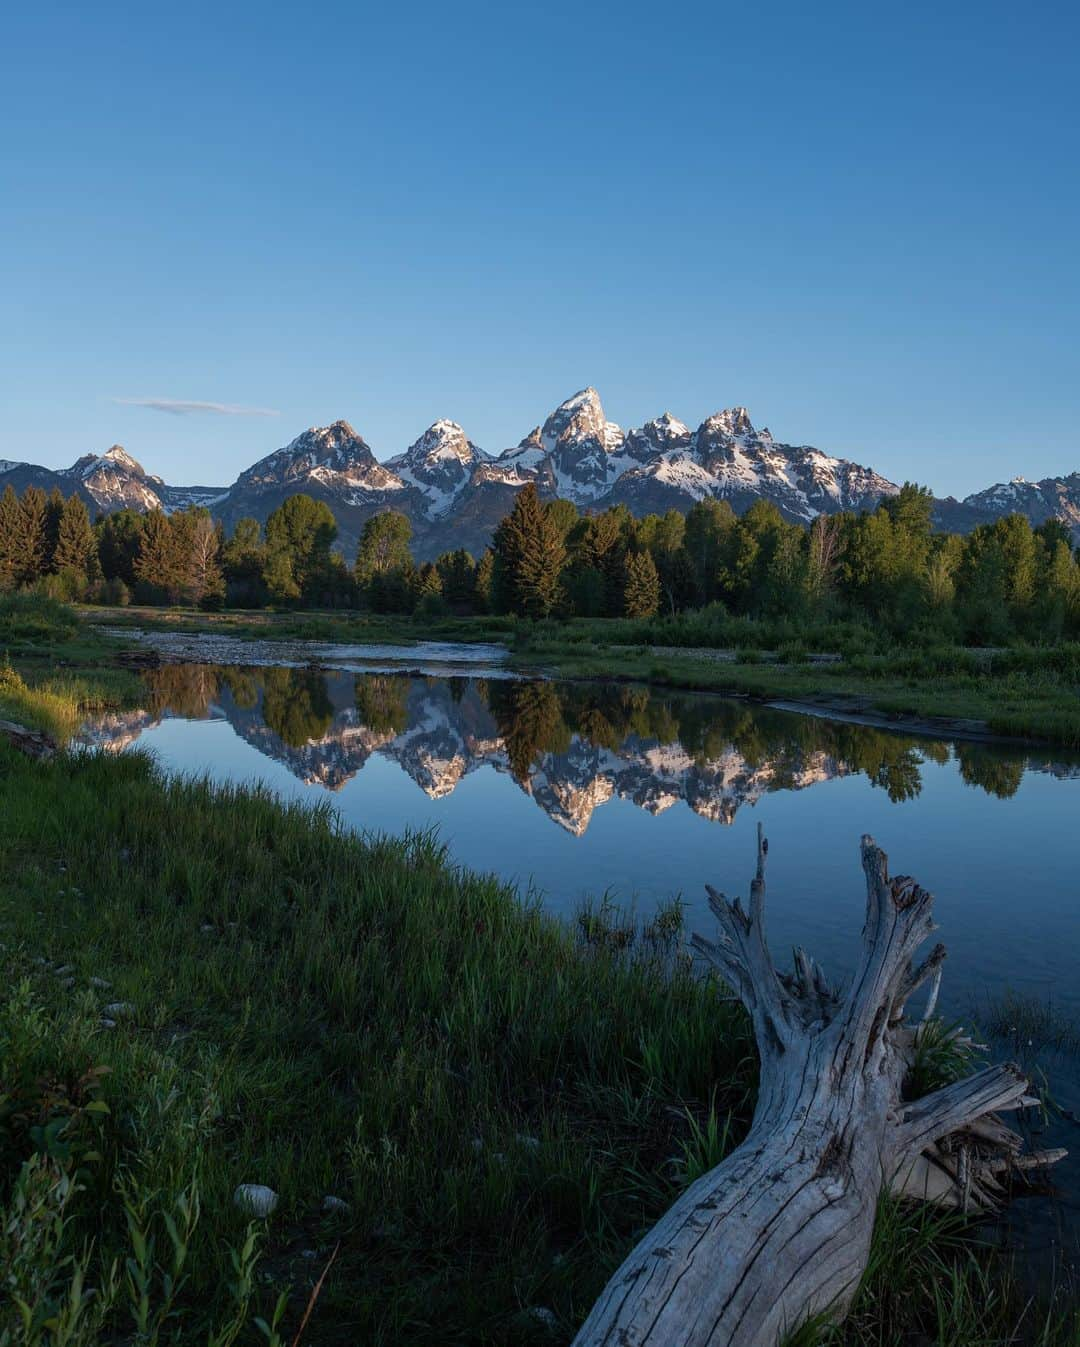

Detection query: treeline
(2, 479), (1079, 642)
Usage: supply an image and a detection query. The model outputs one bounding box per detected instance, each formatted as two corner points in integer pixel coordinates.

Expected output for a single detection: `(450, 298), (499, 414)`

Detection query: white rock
(99, 1018), (117, 1030)
(103, 1002), (135, 1018)
(528, 1307), (559, 1331)
(234, 1184), (278, 1217)
(90, 976), (111, 989)
(321, 1195), (350, 1215)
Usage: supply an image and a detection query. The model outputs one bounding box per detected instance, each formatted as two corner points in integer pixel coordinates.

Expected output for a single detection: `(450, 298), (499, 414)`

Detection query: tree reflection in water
(112, 664), (1061, 819)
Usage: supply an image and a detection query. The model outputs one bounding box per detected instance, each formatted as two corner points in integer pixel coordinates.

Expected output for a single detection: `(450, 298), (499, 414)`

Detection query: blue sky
(2, 0), (1077, 497)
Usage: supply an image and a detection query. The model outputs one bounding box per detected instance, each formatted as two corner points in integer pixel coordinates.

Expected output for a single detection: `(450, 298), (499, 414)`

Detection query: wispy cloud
(114, 398), (280, 418)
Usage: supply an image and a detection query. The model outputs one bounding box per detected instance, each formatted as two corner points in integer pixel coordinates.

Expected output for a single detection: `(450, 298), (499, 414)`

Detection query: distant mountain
(3, 389), (1078, 558)
(0, 444), (225, 516)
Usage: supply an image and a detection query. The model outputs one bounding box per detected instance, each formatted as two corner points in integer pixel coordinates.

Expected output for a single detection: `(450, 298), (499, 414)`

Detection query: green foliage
(493, 483), (566, 617)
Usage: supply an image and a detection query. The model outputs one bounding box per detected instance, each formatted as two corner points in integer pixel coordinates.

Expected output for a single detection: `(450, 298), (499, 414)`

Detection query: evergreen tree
(44, 488), (66, 573)
(96, 510), (145, 585)
(492, 483), (565, 617)
(435, 549), (476, 610)
(0, 485), (21, 591)
(474, 549), (496, 613)
(53, 494), (96, 578)
(135, 510), (185, 601)
(15, 486), (49, 586)
(623, 549), (661, 618)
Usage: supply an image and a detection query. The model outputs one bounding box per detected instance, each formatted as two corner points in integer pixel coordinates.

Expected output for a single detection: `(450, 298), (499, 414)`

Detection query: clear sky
(2, 0), (1077, 497)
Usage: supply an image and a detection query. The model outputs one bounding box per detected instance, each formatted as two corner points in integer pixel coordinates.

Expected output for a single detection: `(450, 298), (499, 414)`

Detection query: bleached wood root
(573, 828), (1063, 1347)
(0, 718), (57, 760)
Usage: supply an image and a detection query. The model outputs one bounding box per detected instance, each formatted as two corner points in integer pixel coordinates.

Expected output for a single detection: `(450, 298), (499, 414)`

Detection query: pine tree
(492, 483), (565, 617)
(53, 494), (96, 578)
(474, 549), (496, 613)
(623, 550), (661, 618)
(435, 549), (476, 610)
(135, 510), (183, 600)
(0, 485), (21, 592)
(15, 486), (49, 586)
(44, 488), (66, 573)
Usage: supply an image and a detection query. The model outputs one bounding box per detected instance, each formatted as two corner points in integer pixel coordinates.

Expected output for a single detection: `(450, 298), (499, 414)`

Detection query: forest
(1, 478), (1079, 646)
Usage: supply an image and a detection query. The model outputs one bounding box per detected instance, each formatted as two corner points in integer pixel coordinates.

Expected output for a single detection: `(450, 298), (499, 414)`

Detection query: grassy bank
(1, 744), (1077, 1344)
(83, 604), (1080, 748)
(0, 595), (140, 740)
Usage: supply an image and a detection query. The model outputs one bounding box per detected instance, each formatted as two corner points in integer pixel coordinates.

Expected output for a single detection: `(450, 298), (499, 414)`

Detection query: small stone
(470, 1137), (484, 1153)
(234, 1184), (278, 1218)
(527, 1307), (559, 1331)
(320, 1195), (350, 1216)
(515, 1133), (540, 1151)
(90, 976), (111, 989)
(60, 977), (76, 990)
(200, 924), (215, 934)
(103, 1002), (135, 1018)
(52, 965), (74, 976)
(99, 1018), (117, 1030)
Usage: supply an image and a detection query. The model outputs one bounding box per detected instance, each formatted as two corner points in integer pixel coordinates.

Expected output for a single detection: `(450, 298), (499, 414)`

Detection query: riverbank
(0, 595), (141, 739)
(83, 605), (1080, 748)
(2, 740), (1076, 1344)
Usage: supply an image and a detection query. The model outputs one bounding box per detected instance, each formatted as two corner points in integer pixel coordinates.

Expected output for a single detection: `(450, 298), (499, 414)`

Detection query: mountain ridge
(3, 388), (1078, 558)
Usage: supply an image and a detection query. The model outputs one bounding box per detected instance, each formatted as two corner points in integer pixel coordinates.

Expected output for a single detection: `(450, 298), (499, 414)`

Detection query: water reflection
(78, 664), (1078, 836)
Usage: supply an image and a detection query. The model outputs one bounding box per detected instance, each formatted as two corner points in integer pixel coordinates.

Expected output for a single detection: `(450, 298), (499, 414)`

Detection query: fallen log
(573, 827), (1064, 1347)
(0, 718), (57, 760)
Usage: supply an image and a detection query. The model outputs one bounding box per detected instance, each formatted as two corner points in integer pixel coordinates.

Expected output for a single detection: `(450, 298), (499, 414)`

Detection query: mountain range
(4, 388), (1078, 558)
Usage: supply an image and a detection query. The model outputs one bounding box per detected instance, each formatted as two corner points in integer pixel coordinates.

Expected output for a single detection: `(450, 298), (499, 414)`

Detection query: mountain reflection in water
(77, 664), (1074, 837)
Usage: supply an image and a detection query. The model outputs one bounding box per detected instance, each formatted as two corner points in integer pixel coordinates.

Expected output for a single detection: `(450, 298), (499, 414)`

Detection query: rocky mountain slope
(4, 389), (1077, 557)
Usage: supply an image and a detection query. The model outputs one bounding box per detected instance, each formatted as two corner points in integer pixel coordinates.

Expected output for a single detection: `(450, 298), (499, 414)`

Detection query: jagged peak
(701, 406), (755, 437)
(288, 419), (367, 449)
(556, 386), (602, 415)
(642, 411), (691, 438)
(73, 444), (147, 478)
(403, 419), (476, 465)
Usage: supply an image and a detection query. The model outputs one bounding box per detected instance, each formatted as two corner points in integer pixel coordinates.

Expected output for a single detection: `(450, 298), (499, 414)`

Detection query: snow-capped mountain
(935, 473), (1080, 538)
(0, 444), (226, 517)
(385, 420), (488, 518)
(3, 389), (1078, 555)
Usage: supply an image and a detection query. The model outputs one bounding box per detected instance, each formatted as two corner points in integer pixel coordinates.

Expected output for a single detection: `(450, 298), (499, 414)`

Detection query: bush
(0, 594), (80, 645)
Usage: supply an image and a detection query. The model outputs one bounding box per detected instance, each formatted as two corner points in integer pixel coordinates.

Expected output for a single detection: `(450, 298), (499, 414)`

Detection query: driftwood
(573, 828), (1064, 1347)
(0, 719), (57, 760)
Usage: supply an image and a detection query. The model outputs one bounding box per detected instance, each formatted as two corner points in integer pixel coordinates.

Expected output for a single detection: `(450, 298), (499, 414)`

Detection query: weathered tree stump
(573, 827), (1064, 1347)
(0, 719), (57, 760)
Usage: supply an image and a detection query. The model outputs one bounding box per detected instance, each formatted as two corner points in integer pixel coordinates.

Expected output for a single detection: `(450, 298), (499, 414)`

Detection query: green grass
(1, 745), (1077, 1344)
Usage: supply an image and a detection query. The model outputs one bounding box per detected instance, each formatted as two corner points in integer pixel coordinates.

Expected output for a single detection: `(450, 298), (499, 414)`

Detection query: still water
(79, 654), (1080, 1017)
